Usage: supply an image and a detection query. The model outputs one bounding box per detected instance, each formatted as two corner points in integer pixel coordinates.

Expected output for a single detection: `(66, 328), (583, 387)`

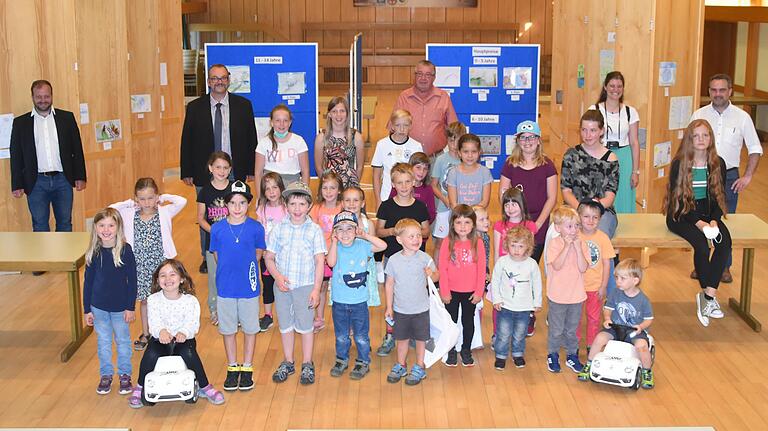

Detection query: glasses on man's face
(518, 135), (538, 143)
(209, 76), (229, 82)
(415, 72), (435, 78)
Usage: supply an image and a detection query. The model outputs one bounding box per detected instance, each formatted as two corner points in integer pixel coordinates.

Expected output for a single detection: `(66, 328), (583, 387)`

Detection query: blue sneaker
(547, 353), (561, 373)
(387, 363), (408, 383)
(405, 364), (427, 385)
(565, 354), (584, 373)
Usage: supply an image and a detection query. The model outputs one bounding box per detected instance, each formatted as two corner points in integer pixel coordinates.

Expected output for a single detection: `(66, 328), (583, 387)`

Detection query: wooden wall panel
(188, 0), (551, 86)
(158, 0), (184, 170)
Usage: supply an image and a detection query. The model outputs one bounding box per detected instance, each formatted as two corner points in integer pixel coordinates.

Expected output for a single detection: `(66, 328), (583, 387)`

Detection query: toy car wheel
(650, 345), (656, 366)
(186, 380), (199, 404)
(632, 368), (641, 391)
(141, 386), (155, 406)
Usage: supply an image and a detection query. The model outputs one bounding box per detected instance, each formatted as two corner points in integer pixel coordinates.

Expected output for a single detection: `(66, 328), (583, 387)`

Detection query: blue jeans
(27, 173), (73, 232)
(494, 309), (531, 358)
(725, 168), (739, 268)
(91, 306), (132, 377)
(331, 301), (371, 364)
(195, 186), (205, 258)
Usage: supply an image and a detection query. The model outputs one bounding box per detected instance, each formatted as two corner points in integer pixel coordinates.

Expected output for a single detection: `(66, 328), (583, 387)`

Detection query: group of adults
(8, 63), (763, 315)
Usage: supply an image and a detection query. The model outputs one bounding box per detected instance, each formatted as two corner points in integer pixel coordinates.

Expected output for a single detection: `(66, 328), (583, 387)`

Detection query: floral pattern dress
(323, 133), (359, 188)
(133, 212), (165, 300)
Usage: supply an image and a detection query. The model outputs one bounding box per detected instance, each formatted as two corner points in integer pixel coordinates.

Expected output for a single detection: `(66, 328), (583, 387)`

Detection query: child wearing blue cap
(326, 211), (387, 380)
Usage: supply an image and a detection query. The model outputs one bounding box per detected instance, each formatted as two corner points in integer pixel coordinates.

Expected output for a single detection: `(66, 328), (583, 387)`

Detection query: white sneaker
(696, 292), (710, 327)
(708, 297), (724, 319)
(376, 261), (384, 284)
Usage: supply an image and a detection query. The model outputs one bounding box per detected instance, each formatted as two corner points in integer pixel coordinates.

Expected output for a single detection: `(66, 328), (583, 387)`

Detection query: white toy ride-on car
(588, 323), (655, 390)
(143, 353), (198, 405)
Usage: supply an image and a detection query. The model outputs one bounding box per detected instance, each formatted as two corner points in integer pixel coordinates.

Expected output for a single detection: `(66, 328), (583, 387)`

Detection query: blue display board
(426, 44), (540, 178)
(205, 43), (320, 175)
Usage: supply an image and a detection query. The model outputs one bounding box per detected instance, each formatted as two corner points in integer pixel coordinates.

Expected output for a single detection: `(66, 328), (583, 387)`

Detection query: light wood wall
(550, 0), (705, 213)
(0, 0), (183, 232)
(187, 0), (553, 86)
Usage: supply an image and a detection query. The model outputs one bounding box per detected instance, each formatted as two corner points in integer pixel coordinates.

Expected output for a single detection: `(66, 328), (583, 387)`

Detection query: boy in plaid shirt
(264, 181), (326, 385)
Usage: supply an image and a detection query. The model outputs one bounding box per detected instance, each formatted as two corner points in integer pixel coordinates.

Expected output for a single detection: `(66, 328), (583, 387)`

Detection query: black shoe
(259, 314), (274, 332)
(513, 356), (526, 368)
(238, 366), (254, 391)
(223, 365), (240, 391)
(32, 271), (46, 276)
(199, 260), (208, 274)
(445, 349), (458, 367)
(494, 357), (506, 370)
(460, 349), (475, 367)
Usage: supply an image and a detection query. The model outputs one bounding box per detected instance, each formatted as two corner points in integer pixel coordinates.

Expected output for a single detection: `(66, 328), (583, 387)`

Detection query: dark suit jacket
(10, 108), (87, 194)
(180, 93), (257, 186)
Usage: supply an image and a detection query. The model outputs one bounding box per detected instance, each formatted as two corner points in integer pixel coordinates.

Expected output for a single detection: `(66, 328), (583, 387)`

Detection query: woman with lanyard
(589, 71), (640, 214)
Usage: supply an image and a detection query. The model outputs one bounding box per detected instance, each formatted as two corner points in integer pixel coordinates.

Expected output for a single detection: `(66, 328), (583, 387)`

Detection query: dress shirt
(32, 107), (63, 172)
(690, 102), (762, 170)
(210, 93), (231, 156)
(392, 86), (458, 156)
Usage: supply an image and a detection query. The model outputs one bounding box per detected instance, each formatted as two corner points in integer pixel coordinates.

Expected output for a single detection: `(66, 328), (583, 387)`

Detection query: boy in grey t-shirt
(384, 219), (439, 386)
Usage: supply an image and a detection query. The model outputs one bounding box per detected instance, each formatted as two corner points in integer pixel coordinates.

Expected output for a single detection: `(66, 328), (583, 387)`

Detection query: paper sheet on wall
(668, 96), (692, 130)
(653, 141), (672, 167)
(255, 117), (271, 138)
(79, 103), (90, 124)
(0, 113), (13, 151)
(159, 63), (168, 86)
(435, 66), (461, 87)
(599, 49), (615, 81)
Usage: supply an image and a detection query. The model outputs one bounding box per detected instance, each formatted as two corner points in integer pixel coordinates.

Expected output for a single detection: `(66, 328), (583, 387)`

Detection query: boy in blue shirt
(209, 181), (266, 392)
(326, 211), (387, 380)
(577, 258), (655, 389)
(264, 181), (326, 385)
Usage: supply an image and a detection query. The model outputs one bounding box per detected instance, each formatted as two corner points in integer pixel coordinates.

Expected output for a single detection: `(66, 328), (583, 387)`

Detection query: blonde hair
(551, 205), (579, 226)
(390, 162), (414, 181)
(86, 208), (127, 267)
(504, 226), (534, 257)
(394, 218), (421, 237)
(505, 136), (548, 168)
(615, 258), (643, 284)
(323, 96), (355, 150)
(389, 109), (413, 127)
(268, 104), (293, 151)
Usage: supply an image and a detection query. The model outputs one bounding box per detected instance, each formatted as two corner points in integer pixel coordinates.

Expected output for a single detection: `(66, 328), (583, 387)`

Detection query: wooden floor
(2, 90), (768, 430)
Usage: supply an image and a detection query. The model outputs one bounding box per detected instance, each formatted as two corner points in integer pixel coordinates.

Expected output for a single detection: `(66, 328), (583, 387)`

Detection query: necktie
(214, 102), (222, 152)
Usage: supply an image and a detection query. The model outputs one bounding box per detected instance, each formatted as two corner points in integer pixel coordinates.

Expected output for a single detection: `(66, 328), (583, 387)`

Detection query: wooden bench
(0, 232), (91, 361)
(614, 213), (768, 332)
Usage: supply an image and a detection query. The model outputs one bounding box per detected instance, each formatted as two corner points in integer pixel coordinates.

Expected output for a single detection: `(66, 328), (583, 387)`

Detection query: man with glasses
(390, 60), (458, 157)
(180, 63), (258, 273)
(689, 73), (762, 283)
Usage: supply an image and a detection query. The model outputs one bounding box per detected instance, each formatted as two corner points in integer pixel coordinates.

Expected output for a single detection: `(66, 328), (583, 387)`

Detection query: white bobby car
(143, 356), (198, 405)
(588, 324), (656, 390)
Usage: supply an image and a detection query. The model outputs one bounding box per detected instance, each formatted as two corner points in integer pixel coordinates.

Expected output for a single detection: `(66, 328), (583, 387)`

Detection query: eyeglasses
(415, 72), (435, 78)
(518, 135), (539, 143)
(208, 76), (229, 82)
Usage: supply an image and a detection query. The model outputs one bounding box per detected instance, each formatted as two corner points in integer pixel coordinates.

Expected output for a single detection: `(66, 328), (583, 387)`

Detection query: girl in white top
(254, 104), (310, 200)
(589, 71), (640, 214)
(128, 259), (225, 408)
(110, 178), (187, 351)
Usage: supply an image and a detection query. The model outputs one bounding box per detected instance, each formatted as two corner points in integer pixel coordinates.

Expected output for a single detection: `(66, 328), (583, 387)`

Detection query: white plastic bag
(424, 278), (461, 368)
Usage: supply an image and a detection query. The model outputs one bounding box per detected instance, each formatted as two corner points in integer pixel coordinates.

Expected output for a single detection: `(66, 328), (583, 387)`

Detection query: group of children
(82, 112), (655, 410)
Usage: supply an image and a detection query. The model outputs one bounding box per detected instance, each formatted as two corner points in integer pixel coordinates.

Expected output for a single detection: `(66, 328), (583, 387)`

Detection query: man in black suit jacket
(10, 80), (87, 234)
(180, 64), (257, 272)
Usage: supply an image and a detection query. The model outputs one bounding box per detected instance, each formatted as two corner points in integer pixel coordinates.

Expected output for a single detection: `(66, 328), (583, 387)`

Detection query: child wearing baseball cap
(326, 211), (387, 380)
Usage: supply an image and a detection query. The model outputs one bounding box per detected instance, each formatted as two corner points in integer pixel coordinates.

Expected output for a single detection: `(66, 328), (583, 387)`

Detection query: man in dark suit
(10, 80), (87, 235)
(180, 64), (257, 273)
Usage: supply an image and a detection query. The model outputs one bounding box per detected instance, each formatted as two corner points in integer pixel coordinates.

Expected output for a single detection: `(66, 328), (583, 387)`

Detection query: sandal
(133, 334), (149, 351)
(128, 385), (143, 409)
(198, 384), (225, 405)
